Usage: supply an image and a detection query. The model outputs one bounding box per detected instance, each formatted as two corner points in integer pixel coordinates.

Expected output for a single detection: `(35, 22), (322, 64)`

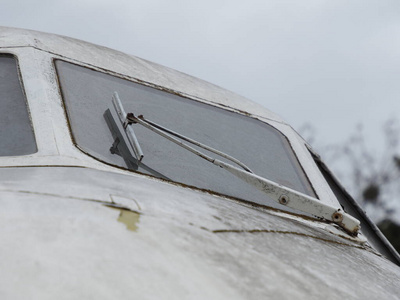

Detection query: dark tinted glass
(56, 60), (314, 207)
(0, 55), (37, 156)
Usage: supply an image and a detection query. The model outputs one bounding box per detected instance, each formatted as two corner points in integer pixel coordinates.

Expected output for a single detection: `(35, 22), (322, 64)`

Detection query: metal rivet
(332, 211), (343, 223)
(279, 195), (289, 205)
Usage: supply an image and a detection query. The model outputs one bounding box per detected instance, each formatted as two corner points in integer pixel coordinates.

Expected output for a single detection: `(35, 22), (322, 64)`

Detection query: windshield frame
(54, 58), (319, 206)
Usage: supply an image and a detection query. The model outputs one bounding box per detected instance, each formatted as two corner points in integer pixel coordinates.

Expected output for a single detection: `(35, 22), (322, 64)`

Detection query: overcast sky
(2, 0), (400, 152)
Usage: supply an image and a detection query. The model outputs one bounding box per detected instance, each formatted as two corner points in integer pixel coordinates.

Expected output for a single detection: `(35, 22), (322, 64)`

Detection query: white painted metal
(0, 27), (399, 299)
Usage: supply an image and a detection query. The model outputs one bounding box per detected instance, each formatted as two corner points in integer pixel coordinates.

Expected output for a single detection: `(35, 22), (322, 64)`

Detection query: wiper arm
(127, 113), (360, 235)
(129, 114), (253, 173)
(212, 159), (360, 234)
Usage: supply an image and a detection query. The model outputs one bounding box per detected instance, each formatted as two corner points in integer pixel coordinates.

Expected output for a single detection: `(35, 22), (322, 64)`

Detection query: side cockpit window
(55, 60), (315, 208)
(0, 55), (37, 156)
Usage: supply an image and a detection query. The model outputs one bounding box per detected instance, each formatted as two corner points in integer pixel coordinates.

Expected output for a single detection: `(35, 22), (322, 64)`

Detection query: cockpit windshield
(55, 60), (315, 207)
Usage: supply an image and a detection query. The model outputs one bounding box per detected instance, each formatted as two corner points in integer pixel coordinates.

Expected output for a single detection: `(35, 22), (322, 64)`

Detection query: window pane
(56, 60), (315, 207)
(0, 55), (37, 156)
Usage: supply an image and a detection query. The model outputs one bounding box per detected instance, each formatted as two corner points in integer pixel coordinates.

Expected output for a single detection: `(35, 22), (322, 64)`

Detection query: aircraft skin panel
(0, 166), (400, 299)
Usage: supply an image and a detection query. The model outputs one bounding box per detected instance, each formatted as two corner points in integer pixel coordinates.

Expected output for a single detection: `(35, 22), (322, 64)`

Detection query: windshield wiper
(104, 92), (170, 180)
(111, 92), (361, 235)
(128, 113), (253, 173)
(111, 92), (144, 162)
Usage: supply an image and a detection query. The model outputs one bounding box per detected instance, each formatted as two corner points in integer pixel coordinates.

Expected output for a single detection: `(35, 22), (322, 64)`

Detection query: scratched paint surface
(0, 166), (399, 299)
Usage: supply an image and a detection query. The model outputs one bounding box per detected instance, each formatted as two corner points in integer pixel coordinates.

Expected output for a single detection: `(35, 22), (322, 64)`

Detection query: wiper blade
(127, 113), (360, 235)
(112, 92), (143, 162)
(104, 92), (171, 180)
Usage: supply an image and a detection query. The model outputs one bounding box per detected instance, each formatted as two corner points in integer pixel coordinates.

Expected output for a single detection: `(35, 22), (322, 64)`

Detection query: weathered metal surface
(0, 166), (400, 299)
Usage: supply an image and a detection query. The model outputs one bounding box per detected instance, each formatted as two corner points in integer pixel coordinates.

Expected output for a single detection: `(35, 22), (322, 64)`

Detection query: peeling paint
(105, 204), (141, 232)
(117, 209), (140, 232)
